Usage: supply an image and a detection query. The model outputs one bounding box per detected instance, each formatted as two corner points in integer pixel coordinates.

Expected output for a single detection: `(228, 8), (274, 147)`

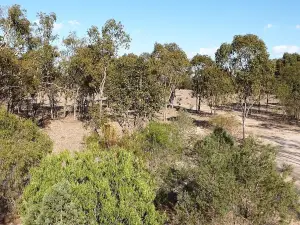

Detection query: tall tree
(0, 4), (31, 53)
(151, 43), (189, 121)
(276, 53), (300, 119)
(191, 54), (214, 113)
(107, 53), (164, 128)
(86, 20), (130, 122)
(216, 34), (270, 139)
(33, 12), (60, 119)
(0, 5), (34, 113)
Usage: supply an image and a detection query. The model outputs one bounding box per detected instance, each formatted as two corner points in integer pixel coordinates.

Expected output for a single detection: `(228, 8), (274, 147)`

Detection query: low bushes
(0, 109), (52, 221)
(156, 128), (299, 224)
(21, 148), (165, 225)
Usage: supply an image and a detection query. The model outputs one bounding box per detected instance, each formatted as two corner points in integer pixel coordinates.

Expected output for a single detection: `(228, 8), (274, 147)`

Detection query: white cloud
(296, 25), (300, 29)
(272, 45), (300, 56)
(53, 22), (63, 31)
(199, 47), (218, 58)
(265, 24), (273, 29)
(68, 20), (80, 26)
(187, 51), (197, 59)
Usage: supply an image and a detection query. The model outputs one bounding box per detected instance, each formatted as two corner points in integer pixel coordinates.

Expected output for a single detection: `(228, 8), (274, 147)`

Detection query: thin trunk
(63, 95), (67, 118)
(242, 100), (247, 140)
(73, 88), (79, 120)
(99, 67), (107, 120)
(195, 95), (198, 112)
(198, 96), (201, 113)
(266, 93), (269, 112)
(258, 94), (261, 114)
(213, 97), (216, 115)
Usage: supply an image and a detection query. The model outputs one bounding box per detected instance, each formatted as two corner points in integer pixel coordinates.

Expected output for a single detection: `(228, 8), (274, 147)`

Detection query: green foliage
(151, 43), (190, 120)
(116, 121), (184, 176)
(216, 34), (272, 139)
(0, 109), (52, 220)
(21, 148), (165, 225)
(157, 129), (299, 224)
(107, 53), (164, 126)
(276, 53), (300, 118)
(121, 121), (182, 156)
(191, 54), (234, 113)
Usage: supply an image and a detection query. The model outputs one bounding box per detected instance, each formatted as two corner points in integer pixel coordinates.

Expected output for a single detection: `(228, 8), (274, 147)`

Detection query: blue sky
(2, 0), (300, 58)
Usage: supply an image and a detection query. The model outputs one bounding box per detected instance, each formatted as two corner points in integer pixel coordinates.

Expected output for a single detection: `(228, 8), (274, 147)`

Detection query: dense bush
(117, 121), (185, 176)
(21, 148), (165, 225)
(0, 109), (52, 221)
(156, 128), (299, 224)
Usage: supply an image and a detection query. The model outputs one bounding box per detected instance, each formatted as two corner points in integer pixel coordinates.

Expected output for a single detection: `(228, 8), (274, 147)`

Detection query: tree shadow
(192, 119), (211, 128)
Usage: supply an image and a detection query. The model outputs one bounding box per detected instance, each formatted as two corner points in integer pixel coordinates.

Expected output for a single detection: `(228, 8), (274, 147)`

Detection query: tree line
(1, 4), (300, 136)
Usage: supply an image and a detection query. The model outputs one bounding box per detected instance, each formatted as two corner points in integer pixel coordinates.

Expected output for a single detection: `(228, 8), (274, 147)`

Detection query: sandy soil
(43, 115), (90, 153)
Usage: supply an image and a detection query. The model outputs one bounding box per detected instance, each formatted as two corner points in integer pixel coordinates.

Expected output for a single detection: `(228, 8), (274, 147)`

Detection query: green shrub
(117, 121), (184, 175)
(157, 128), (299, 224)
(21, 148), (165, 225)
(143, 121), (180, 152)
(0, 109), (52, 221)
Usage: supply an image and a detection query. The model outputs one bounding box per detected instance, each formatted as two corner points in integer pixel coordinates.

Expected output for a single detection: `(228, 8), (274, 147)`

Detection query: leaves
(21, 148), (165, 225)
(0, 109), (52, 219)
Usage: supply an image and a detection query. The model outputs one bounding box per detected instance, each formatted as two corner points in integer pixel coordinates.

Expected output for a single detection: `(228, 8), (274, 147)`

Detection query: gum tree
(216, 34), (270, 139)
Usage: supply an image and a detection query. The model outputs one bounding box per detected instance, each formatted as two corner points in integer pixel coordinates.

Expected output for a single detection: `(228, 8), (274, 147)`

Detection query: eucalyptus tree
(107, 53), (164, 128)
(151, 43), (189, 121)
(276, 53), (300, 119)
(0, 4), (31, 53)
(191, 54), (214, 113)
(0, 47), (19, 112)
(216, 34), (270, 139)
(60, 32), (84, 118)
(0, 4), (33, 113)
(85, 20), (130, 121)
(32, 12), (60, 119)
(261, 59), (275, 112)
(203, 66), (233, 114)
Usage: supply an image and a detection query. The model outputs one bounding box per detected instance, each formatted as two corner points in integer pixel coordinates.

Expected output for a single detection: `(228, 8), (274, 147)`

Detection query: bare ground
(43, 115), (90, 153)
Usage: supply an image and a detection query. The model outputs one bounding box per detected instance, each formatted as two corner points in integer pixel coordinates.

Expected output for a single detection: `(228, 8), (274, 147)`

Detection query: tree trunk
(63, 95), (68, 118)
(198, 96), (201, 114)
(99, 67), (107, 121)
(258, 94), (261, 114)
(242, 101), (247, 140)
(266, 93), (269, 112)
(73, 88), (79, 120)
(7, 102), (10, 113)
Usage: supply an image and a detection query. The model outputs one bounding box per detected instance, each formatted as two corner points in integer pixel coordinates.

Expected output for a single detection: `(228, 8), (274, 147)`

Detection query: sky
(1, 0), (300, 58)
